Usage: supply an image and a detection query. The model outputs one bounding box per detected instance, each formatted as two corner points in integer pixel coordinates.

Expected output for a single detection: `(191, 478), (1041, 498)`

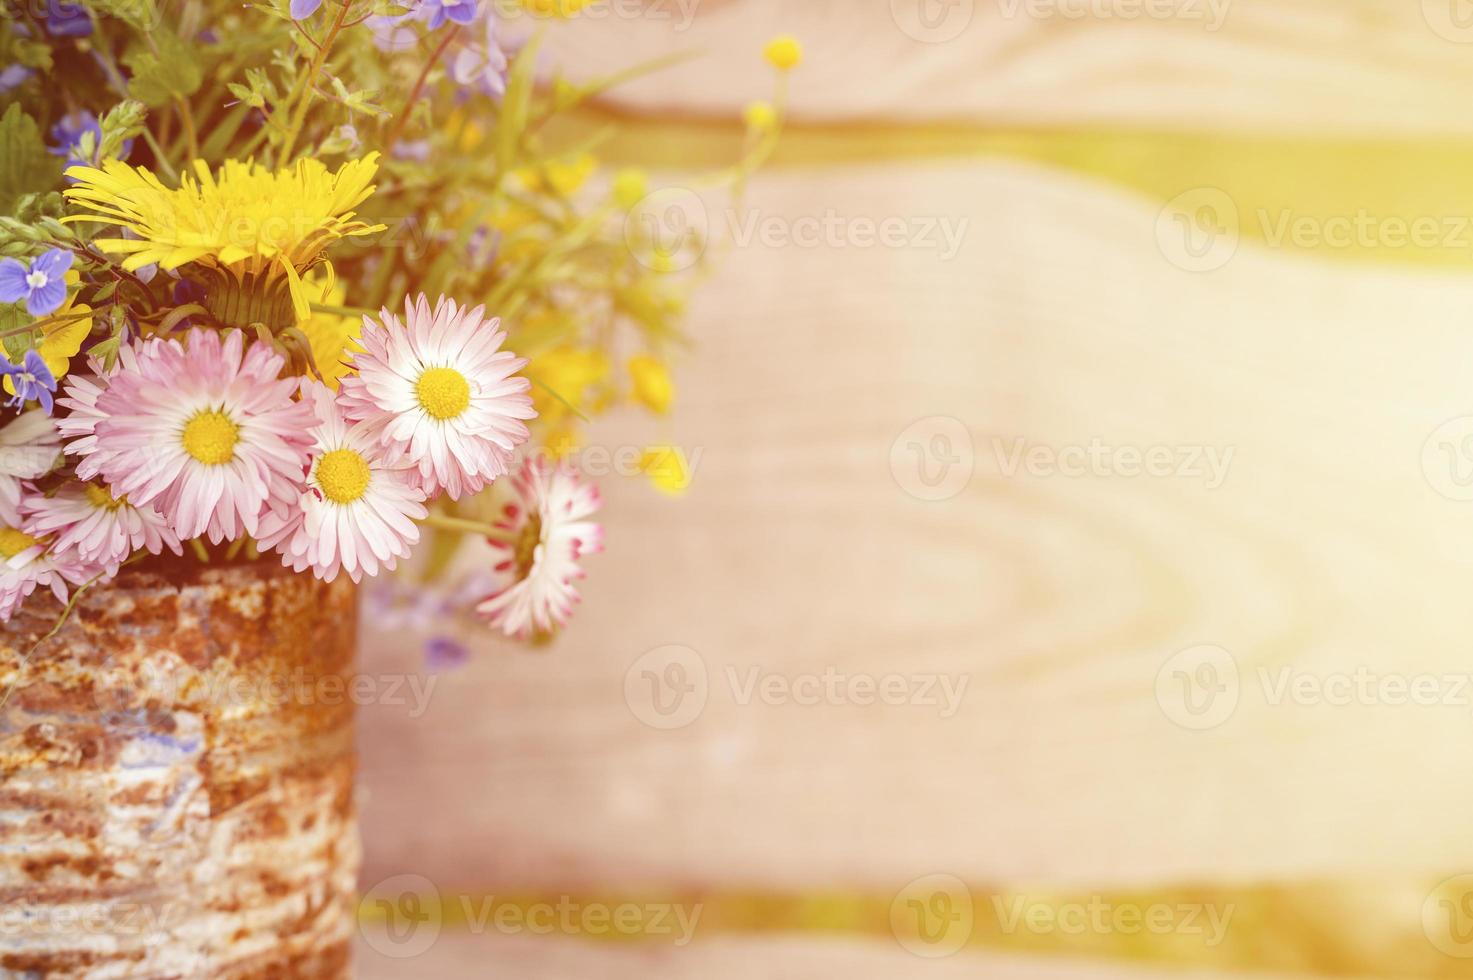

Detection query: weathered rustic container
(0, 559), (359, 978)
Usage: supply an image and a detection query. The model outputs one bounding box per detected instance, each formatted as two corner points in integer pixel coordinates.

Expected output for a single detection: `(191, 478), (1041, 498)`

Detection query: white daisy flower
(21, 482), (181, 572)
(79, 330), (316, 543)
(258, 383), (429, 584)
(0, 410), (61, 525)
(0, 526), (98, 622)
(476, 457), (603, 639)
(339, 294), (535, 500)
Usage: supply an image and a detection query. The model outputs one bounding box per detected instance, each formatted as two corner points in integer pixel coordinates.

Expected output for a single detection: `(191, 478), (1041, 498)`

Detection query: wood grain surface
(350, 5), (1473, 975)
(525, 0), (1473, 135)
(358, 158), (1473, 896)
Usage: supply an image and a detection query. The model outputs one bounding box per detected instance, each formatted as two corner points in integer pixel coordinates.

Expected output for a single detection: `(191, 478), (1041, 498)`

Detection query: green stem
(382, 26), (461, 151)
(276, 0), (355, 166)
(422, 513), (516, 543)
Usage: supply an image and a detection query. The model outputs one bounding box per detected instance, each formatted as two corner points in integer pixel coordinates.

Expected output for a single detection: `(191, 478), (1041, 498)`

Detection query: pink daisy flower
(57, 351), (125, 458)
(21, 482), (181, 572)
(476, 457), (603, 639)
(0, 526), (99, 622)
(0, 410), (61, 525)
(258, 383), (428, 584)
(340, 294), (535, 500)
(80, 330), (315, 543)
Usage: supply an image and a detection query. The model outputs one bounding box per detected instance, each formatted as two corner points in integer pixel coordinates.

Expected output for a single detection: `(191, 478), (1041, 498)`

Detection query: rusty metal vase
(0, 559), (359, 978)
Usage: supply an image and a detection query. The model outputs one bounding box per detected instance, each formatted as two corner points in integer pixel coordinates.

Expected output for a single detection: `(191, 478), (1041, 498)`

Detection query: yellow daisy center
(182, 410), (239, 465)
(316, 448), (371, 504)
(514, 513), (544, 577)
(85, 484), (126, 511)
(0, 528), (40, 560)
(416, 367), (471, 421)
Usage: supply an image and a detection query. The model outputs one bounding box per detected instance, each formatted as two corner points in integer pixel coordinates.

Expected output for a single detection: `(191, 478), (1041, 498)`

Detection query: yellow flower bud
(627, 354), (674, 415)
(613, 169), (649, 211)
(743, 101), (778, 132)
(764, 35), (803, 71)
(640, 445), (693, 496)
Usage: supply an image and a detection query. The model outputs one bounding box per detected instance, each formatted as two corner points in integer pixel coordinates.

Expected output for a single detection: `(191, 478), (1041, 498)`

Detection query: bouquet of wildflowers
(0, 0), (799, 643)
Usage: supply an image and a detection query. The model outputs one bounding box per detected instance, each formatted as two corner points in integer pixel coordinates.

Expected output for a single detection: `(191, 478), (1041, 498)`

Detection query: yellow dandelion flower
(764, 35), (803, 71)
(62, 154), (386, 326)
(627, 354), (673, 415)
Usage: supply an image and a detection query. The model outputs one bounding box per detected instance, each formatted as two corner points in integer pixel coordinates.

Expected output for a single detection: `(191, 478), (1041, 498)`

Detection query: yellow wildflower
(516, 153), (597, 197)
(514, 0), (593, 16)
(295, 275), (360, 390)
(530, 345), (609, 425)
(640, 445), (693, 496)
(4, 271), (90, 398)
(627, 354), (673, 415)
(612, 169), (649, 211)
(744, 101), (778, 132)
(62, 154), (385, 324)
(764, 35), (803, 71)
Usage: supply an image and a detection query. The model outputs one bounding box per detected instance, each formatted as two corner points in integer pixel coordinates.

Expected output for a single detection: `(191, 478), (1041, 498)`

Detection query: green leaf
(0, 305), (35, 361)
(0, 105), (61, 215)
(124, 33), (203, 107)
(496, 32), (543, 175)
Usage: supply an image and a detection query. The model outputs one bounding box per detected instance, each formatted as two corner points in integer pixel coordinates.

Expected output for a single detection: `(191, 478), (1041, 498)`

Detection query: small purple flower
(0, 249), (72, 317)
(43, 0), (91, 37)
(290, 0), (323, 19)
(392, 140), (432, 162)
(49, 110), (132, 174)
(365, 12), (420, 53)
(425, 636), (469, 672)
(450, 9), (507, 98)
(0, 66), (31, 95)
(422, 0), (477, 31)
(0, 351), (58, 414)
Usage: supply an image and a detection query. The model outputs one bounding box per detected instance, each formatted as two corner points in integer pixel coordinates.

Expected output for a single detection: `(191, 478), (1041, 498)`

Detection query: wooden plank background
(356, 0), (1473, 974)
(526, 0), (1473, 135)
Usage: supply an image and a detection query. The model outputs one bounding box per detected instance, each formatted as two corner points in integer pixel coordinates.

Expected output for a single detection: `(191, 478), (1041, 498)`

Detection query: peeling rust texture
(0, 558), (359, 979)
